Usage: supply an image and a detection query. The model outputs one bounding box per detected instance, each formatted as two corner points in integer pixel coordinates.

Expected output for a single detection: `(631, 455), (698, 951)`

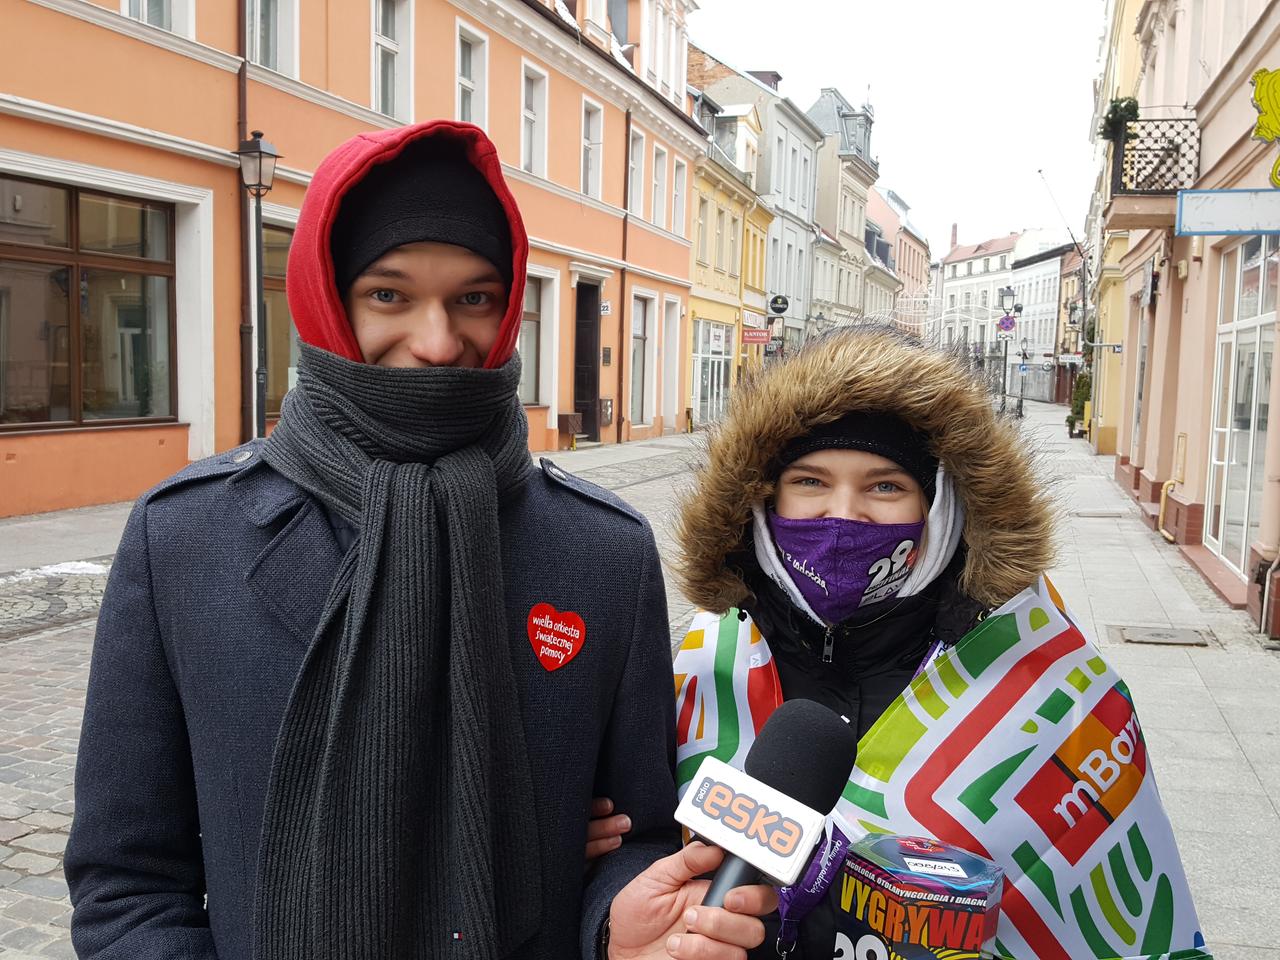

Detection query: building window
(518, 276), (541, 404)
(729, 215), (741, 277)
(983, 257), (990, 273)
(966, 261), (973, 275)
(801, 155), (810, 208)
(521, 63), (549, 176)
(696, 197), (709, 263)
(671, 160), (687, 236)
(789, 147), (798, 200)
(964, 291), (972, 308)
(581, 98), (603, 198)
(247, 0), (296, 74)
(773, 136), (784, 193)
(0, 176), (175, 428)
(651, 146), (668, 229)
(1000, 255), (1007, 269)
(628, 129), (646, 215)
(948, 294), (956, 309)
(124, 0), (197, 33)
(980, 289), (988, 309)
(630, 296), (649, 423)
(457, 24), (488, 128)
(715, 209), (726, 271)
(949, 264), (956, 278)
(373, 0), (410, 120)
(263, 224), (299, 417)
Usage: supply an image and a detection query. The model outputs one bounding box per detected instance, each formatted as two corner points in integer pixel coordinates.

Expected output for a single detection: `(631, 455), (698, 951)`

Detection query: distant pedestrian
(65, 121), (773, 960)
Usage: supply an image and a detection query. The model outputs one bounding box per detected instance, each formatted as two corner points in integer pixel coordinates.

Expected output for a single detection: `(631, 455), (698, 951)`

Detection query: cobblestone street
(0, 405), (1276, 957)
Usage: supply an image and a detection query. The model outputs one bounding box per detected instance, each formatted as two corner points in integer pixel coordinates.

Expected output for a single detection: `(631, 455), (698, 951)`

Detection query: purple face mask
(767, 511), (925, 624)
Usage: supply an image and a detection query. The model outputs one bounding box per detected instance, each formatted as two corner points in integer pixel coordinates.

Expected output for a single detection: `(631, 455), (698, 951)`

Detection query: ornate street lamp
(236, 130), (281, 438)
(996, 286), (1023, 415)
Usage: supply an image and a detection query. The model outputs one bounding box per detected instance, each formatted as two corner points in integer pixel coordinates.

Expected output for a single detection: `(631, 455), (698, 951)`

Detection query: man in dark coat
(65, 121), (773, 960)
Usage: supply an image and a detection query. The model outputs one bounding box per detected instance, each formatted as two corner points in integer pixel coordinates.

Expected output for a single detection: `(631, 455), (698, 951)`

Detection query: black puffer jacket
(740, 555), (984, 959)
(673, 327), (1055, 959)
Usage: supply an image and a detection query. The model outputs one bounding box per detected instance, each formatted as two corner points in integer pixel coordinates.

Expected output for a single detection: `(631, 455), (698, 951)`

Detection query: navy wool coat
(65, 441), (680, 960)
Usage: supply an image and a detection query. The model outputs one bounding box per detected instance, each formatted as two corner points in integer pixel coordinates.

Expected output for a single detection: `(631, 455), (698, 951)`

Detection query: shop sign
(1058, 353), (1084, 366)
(1177, 189), (1280, 235)
(710, 324), (727, 352)
(742, 327), (771, 344)
(765, 337), (784, 357)
(743, 310), (768, 329)
(769, 294), (790, 315)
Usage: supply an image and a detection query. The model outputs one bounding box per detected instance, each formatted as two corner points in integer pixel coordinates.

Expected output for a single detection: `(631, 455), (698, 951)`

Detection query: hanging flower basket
(1099, 97), (1140, 142)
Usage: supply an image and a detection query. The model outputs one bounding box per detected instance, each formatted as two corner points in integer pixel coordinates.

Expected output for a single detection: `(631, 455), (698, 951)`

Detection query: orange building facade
(0, 0), (702, 517)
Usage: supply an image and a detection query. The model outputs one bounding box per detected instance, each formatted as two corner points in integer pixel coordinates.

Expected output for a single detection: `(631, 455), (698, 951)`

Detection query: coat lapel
(230, 461), (345, 648)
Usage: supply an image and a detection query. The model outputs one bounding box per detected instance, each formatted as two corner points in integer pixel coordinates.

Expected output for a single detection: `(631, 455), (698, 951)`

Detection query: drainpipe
(237, 1), (253, 444)
(617, 108), (632, 445)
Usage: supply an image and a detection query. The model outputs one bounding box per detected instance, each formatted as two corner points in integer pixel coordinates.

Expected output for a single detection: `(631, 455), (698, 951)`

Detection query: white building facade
(700, 66), (824, 356)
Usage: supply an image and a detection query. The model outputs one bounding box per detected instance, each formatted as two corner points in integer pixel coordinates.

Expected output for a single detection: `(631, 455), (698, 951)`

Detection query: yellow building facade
(686, 99), (770, 426)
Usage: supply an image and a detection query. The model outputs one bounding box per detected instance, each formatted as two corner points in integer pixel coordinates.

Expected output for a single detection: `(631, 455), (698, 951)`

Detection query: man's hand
(587, 797), (632, 862)
(607, 841), (778, 960)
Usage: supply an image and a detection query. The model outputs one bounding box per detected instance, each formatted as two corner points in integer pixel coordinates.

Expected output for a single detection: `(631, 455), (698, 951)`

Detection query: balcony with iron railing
(1103, 117), (1200, 231)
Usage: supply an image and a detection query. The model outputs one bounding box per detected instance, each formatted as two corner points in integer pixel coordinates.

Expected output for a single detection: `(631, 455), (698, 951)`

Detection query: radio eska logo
(692, 776), (804, 857)
(1014, 685), (1148, 865)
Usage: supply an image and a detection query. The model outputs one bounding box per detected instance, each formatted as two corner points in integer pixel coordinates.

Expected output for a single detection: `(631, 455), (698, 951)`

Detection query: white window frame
(371, 0), (413, 121)
(628, 128), (647, 216)
(630, 288), (660, 426)
(715, 207), (726, 271)
(586, 0), (608, 24)
(520, 59), (550, 178)
(671, 159), (687, 237)
(729, 215), (740, 277)
(247, 0), (299, 76)
(456, 20), (489, 130)
(651, 145), (668, 229)
(579, 96), (605, 199)
(696, 196), (710, 263)
(520, 265), (562, 416)
(122, 0), (195, 36)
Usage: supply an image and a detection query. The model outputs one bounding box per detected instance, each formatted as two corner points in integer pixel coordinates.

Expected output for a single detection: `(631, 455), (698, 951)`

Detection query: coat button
(232, 450), (254, 464)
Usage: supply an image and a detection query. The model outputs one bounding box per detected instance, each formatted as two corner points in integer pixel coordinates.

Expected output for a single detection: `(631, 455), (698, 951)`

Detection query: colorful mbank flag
(673, 577), (1211, 960)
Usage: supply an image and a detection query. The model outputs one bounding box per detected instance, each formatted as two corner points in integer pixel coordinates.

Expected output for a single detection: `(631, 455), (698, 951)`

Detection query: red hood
(286, 121), (528, 369)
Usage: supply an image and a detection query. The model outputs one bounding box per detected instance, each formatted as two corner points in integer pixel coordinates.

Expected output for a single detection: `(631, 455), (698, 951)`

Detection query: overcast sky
(686, 0), (1106, 259)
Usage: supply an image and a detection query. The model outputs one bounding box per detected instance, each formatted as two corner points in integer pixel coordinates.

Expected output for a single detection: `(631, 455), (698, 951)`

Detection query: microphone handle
(701, 853), (761, 909)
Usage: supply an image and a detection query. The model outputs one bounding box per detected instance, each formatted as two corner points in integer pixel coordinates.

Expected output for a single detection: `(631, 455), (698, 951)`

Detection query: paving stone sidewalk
(0, 416), (1276, 957)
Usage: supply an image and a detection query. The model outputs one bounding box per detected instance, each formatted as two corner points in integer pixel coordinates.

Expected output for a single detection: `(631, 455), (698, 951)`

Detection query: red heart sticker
(527, 603), (586, 672)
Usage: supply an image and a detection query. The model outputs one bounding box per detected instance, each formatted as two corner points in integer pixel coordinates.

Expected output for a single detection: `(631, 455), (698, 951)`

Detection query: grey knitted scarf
(253, 343), (542, 959)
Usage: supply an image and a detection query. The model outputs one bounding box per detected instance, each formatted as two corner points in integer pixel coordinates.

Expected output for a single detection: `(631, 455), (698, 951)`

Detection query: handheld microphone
(674, 699), (858, 908)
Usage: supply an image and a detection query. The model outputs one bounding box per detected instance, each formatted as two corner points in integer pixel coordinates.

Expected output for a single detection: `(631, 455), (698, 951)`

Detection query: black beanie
(330, 138), (513, 295)
(777, 411), (939, 501)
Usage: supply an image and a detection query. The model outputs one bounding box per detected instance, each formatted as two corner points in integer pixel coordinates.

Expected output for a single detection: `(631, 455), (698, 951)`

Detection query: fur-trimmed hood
(675, 326), (1055, 612)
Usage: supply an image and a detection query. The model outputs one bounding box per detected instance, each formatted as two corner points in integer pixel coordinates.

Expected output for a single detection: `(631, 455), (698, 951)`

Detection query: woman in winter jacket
(671, 325), (1055, 958)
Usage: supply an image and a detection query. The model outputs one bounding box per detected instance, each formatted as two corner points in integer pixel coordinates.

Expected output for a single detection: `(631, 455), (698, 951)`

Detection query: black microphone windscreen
(743, 699), (858, 813)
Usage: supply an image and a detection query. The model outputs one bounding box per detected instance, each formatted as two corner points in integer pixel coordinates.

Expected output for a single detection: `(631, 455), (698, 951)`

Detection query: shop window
(630, 297), (649, 423)
(519, 277), (541, 405)
(262, 225), (299, 417)
(0, 176), (175, 428)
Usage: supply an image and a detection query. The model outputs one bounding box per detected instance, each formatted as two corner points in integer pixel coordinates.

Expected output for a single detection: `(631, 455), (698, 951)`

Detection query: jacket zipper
(822, 624), (835, 664)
